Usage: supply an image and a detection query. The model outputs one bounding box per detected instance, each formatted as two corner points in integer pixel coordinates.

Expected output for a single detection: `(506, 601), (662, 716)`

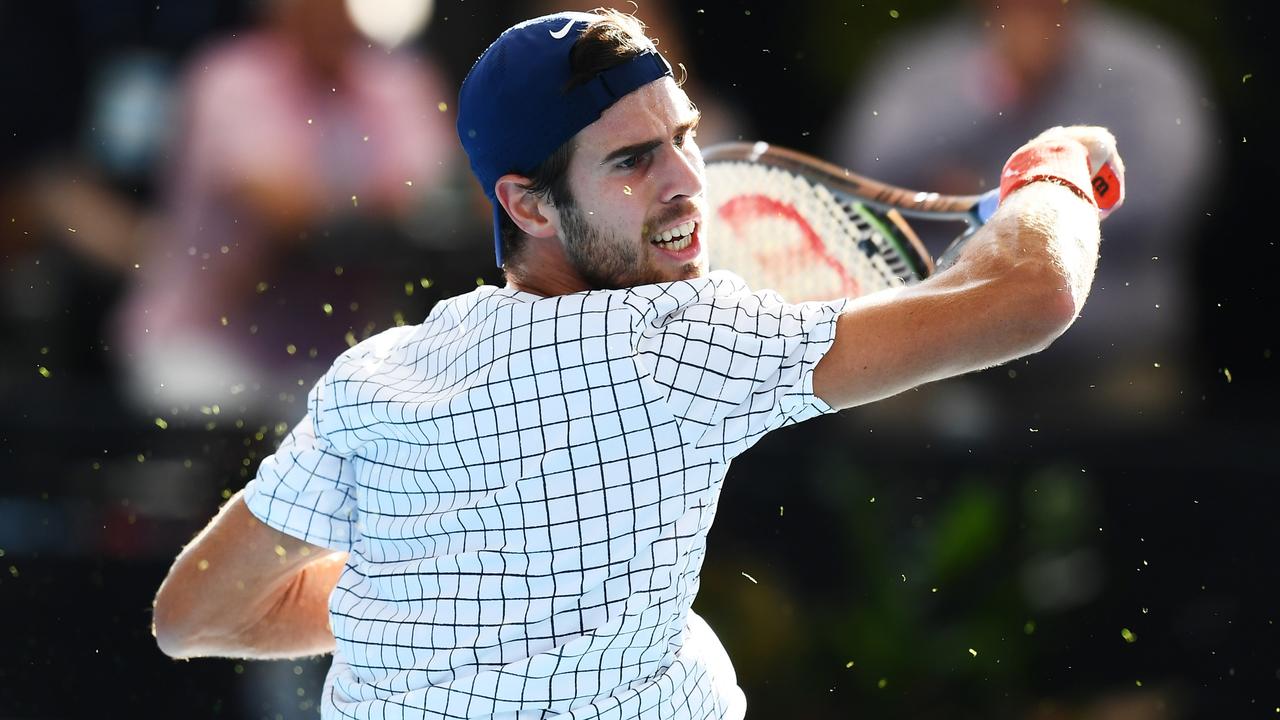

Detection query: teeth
(653, 221), (696, 247)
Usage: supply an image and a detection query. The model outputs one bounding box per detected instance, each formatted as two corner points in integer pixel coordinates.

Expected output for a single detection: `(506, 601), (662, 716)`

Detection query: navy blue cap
(457, 11), (674, 266)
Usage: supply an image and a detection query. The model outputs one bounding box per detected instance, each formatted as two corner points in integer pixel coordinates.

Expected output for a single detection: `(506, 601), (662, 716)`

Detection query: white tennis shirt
(244, 271), (846, 719)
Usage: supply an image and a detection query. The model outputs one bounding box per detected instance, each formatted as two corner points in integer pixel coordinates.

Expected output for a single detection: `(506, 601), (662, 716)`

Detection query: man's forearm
(185, 552), (347, 660)
(153, 492), (346, 660)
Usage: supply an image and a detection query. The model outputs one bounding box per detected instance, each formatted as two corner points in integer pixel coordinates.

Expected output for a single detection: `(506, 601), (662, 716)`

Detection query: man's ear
(494, 175), (559, 239)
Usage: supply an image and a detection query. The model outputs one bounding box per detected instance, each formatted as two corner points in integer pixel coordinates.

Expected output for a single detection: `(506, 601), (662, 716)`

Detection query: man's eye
(675, 128), (697, 147)
(617, 156), (638, 169)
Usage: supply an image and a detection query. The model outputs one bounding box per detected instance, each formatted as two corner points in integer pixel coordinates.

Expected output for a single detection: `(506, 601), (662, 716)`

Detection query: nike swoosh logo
(549, 19), (575, 39)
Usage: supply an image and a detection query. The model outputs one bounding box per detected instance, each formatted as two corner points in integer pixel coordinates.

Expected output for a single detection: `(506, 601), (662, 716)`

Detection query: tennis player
(153, 9), (1123, 719)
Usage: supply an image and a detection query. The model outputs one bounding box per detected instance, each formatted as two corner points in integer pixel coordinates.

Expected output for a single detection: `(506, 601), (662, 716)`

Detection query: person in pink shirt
(114, 0), (462, 423)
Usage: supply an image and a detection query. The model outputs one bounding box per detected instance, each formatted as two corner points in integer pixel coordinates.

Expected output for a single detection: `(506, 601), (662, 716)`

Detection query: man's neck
(503, 238), (593, 297)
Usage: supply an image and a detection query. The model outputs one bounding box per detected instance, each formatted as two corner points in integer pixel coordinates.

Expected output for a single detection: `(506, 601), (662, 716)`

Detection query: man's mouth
(650, 220), (697, 252)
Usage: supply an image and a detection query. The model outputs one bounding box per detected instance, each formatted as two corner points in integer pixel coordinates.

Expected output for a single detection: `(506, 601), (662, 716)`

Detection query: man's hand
(1003, 125), (1126, 219)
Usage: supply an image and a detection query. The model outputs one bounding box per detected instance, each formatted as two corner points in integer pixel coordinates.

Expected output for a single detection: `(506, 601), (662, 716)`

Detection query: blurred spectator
(825, 0), (1219, 434)
(111, 0), (466, 424)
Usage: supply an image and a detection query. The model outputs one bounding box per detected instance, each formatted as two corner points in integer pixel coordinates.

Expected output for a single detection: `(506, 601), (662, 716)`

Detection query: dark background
(1, 1), (1277, 718)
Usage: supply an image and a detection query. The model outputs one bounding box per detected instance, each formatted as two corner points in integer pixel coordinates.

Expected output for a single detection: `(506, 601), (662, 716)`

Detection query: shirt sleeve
(632, 279), (846, 464)
(242, 377), (358, 551)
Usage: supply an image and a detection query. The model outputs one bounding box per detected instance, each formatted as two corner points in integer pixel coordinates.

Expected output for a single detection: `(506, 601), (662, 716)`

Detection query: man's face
(554, 77), (706, 290)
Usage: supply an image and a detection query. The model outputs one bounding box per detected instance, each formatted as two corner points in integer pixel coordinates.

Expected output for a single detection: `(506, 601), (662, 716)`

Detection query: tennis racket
(703, 141), (1000, 303)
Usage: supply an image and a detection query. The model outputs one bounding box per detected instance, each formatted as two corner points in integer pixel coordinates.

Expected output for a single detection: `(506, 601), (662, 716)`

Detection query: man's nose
(656, 143), (704, 203)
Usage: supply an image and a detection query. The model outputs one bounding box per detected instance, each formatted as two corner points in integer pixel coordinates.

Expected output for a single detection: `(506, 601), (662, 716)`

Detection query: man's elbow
(1015, 262), (1083, 355)
(152, 588), (199, 658)
(152, 576), (226, 659)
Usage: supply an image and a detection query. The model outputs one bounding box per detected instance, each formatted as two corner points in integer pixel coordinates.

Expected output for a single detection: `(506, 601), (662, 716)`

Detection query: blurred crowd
(0, 1), (1236, 718)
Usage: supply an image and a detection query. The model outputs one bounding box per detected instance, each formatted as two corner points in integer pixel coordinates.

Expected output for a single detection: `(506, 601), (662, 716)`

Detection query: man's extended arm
(814, 126), (1118, 410)
(152, 489), (345, 660)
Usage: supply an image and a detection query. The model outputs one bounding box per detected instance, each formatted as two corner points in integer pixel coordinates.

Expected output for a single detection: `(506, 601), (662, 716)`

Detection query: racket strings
(705, 161), (917, 303)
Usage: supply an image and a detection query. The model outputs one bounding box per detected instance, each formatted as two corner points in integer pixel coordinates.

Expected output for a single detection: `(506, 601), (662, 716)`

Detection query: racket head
(701, 141), (982, 303)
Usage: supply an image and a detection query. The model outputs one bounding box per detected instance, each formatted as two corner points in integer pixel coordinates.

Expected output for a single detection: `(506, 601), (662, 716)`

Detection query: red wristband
(999, 141), (1096, 209)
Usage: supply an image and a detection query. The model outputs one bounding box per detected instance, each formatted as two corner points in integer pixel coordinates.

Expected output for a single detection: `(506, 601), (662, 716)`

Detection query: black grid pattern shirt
(244, 271), (846, 719)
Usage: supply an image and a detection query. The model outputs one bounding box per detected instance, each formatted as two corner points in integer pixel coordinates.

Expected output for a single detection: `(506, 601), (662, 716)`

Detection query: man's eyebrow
(599, 113), (701, 166)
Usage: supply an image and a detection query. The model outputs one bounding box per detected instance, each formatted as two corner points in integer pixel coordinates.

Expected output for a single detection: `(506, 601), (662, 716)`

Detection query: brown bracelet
(1007, 174), (1097, 208)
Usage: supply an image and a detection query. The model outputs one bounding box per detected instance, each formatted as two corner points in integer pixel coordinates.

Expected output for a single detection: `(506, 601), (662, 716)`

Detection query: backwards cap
(457, 11), (673, 266)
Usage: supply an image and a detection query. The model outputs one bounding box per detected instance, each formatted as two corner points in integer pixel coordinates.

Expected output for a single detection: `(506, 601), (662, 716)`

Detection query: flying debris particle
(335, 265), (345, 276)
(197, 559), (209, 571)
(255, 281), (269, 293)
(274, 545), (287, 558)
(323, 303), (334, 316)
(779, 506), (784, 517)
(1243, 73), (1252, 83)
(1121, 628), (1137, 643)
(404, 282), (415, 296)
(623, 185), (633, 195)
(351, 195), (358, 207)
(37, 366), (51, 378)
(136, 453), (146, 463)
(740, 572), (758, 584)
(404, 180), (413, 187)
(274, 422), (289, 436)
(1024, 620), (1036, 635)
(155, 418), (169, 430)
(67, 227), (77, 233)
(286, 344), (297, 355)
(969, 648), (978, 657)
(437, 102), (448, 112)
(889, 9), (900, 19)
(901, 574), (907, 583)
(307, 118), (313, 125)
(869, 496), (876, 503)
(8, 566), (18, 578)
(420, 278), (433, 288)
(220, 316), (229, 326)
(345, 331), (357, 347)
(1223, 368), (1233, 383)
(845, 660), (854, 669)
(877, 678), (888, 689)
